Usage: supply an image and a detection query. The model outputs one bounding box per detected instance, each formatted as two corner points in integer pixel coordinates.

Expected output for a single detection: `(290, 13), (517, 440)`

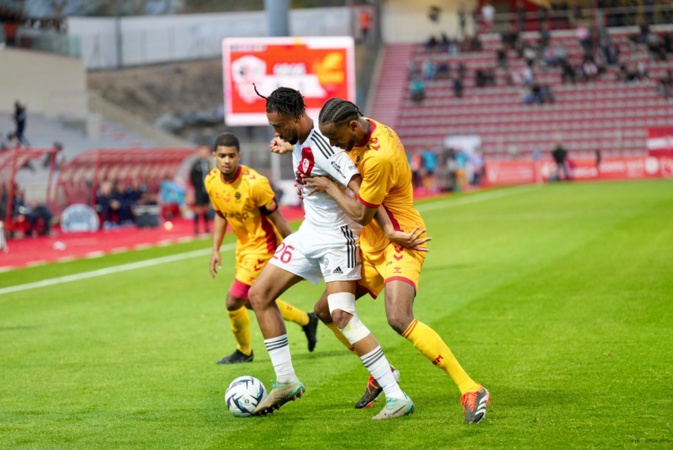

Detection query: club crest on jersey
(235, 192), (241, 200)
(302, 158), (310, 173)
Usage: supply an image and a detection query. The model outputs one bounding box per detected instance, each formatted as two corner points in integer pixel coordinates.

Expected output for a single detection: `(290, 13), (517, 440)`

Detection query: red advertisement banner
(484, 156), (672, 186)
(647, 126), (673, 157)
(222, 37), (355, 126)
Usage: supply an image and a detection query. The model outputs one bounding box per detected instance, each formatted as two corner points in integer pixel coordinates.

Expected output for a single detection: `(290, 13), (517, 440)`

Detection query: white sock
(360, 345), (405, 400)
(264, 334), (297, 384)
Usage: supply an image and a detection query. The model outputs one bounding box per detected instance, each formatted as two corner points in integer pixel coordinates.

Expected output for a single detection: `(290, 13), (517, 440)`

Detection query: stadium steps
(387, 26), (673, 156)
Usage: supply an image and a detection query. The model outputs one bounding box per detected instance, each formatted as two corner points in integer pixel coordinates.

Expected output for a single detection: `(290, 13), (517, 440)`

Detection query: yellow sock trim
(228, 306), (251, 355)
(325, 322), (355, 352)
(403, 319), (480, 394)
(276, 298), (309, 326)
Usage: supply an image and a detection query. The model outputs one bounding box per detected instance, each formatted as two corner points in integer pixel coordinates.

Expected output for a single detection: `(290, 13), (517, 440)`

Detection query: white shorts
(268, 222), (361, 285)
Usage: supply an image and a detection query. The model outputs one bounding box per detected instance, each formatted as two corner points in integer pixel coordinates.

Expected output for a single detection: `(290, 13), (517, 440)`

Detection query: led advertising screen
(223, 36), (355, 126)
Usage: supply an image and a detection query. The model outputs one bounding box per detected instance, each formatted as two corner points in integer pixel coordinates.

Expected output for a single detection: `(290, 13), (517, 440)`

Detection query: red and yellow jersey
(347, 118), (426, 254)
(205, 165), (281, 256)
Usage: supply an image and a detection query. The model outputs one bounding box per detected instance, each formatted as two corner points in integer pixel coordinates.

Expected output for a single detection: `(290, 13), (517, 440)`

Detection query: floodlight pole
(265, 0), (290, 37)
(265, 0), (290, 186)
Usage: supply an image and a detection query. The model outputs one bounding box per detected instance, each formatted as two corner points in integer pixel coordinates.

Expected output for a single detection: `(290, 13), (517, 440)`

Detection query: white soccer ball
(225, 376), (268, 417)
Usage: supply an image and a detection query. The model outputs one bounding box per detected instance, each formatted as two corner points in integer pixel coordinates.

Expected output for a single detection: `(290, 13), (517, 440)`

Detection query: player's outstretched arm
(266, 208), (293, 238)
(210, 211), (228, 279)
(269, 137), (293, 154)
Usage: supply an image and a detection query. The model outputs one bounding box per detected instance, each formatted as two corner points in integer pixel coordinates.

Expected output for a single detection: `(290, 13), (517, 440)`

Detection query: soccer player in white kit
(248, 87), (414, 419)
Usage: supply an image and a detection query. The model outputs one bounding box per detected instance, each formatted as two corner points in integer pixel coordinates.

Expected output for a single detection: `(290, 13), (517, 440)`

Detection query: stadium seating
(370, 26), (673, 162)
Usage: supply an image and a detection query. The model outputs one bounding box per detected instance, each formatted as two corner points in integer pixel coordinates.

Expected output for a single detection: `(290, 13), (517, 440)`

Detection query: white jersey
(293, 127), (361, 231)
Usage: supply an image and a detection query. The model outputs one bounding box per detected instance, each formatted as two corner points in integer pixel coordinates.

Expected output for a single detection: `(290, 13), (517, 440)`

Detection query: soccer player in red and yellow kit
(305, 99), (490, 424)
(205, 132), (318, 364)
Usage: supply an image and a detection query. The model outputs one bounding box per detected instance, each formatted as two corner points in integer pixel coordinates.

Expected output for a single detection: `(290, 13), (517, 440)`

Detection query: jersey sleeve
(250, 176), (278, 214)
(324, 150), (360, 188)
(357, 154), (392, 208)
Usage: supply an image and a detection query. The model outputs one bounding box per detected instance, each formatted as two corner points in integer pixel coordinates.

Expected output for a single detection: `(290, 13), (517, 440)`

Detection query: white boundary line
(0, 244), (235, 296)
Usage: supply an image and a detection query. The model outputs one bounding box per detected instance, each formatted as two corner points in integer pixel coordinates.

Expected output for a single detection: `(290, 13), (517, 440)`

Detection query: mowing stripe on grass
(0, 244), (235, 296)
(417, 185), (538, 212)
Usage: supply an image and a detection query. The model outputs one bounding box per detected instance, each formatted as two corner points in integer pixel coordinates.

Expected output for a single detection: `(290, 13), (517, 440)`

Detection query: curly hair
(254, 84), (305, 118)
(318, 98), (362, 125)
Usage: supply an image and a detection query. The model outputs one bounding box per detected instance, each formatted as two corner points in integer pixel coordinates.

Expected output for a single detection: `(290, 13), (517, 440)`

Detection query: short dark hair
(254, 85), (305, 118)
(318, 98), (362, 125)
(212, 132), (240, 152)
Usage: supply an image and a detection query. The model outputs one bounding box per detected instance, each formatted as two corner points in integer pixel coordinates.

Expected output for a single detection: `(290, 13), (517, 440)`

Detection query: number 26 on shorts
(273, 242), (294, 263)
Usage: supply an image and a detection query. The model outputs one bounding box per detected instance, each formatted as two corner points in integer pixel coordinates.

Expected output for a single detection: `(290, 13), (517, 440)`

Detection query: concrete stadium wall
(68, 7), (353, 70)
(382, 0), (477, 43)
(0, 47), (87, 119)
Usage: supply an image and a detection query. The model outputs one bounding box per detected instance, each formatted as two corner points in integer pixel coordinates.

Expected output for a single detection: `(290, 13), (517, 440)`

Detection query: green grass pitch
(1, 180), (672, 449)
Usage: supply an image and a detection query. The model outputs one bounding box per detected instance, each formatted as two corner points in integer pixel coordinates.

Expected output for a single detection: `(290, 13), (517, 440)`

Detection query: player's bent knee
(331, 309), (352, 329)
(340, 314), (371, 344)
(387, 314), (412, 335)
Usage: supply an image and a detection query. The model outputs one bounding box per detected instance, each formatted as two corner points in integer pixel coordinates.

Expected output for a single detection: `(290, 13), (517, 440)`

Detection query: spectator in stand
(96, 181), (120, 227)
(551, 141), (570, 181)
(537, 5), (549, 29)
(522, 62), (534, 87)
(189, 145), (214, 235)
(159, 175), (186, 220)
(453, 76), (464, 98)
(576, 23), (591, 52)
(605, 40), (620, 66)
(571, 3), (583, 24)
(496, 45), (508, 70)
(421, 148), (438, 192)
(523, 44), (537, 67)
(359, 8), (372, 42)
(454, 148), (468, 191)
(480, 1), (495, 33)
(13, 101), (29, 147)
(561, 60), (577, 83)
(436, 60), (451, 79)
(539, 23), (551, 49)
(10, 184), (54, 238)
(639, 22), (651, 45)
(439, 33), (451, 53)
(421, 57), (437, 81)
(458, 2), (468, 38)
(516, 0), (526, 31)
(581, 57), (599, 82)
(657, 69), (673, 100)
(425, 34), (438, 53)
(469, 150), (485, 186)
(457, 62), (467, 80)
(409, 151), (424, 188)
(408, 59), (420, 79)
(113, 181), (134, 226)
(663, 4), (673, 25)
(644, 0), (654, 30)
(636, 61), (648, 81)
(409, 76), (426, 103)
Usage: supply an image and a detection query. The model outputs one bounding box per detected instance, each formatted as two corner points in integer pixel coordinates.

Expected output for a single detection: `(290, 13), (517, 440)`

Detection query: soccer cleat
(461, 386), (490, 424)
(253, 379), (305, 416)
(216, 349), (254, 365)
(372, 394), (414, 420)
(302, 312), (319, 352)
(355, 366), (401, 409)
